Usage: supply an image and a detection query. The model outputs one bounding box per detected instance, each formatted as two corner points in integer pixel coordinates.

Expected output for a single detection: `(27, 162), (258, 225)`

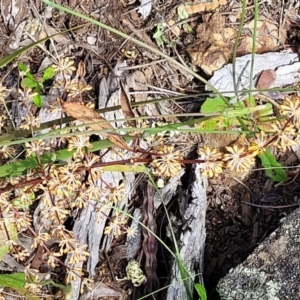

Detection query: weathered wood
(167, 165), (207, 300)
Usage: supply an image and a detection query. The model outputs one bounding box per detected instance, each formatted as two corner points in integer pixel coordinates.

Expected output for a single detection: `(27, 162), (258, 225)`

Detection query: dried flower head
(0, 83), (11, 100)
(68, 244), (89, 265)
(0, 145), (16, 160)
(68, 134), (93, 158)
(31, 228), (50, 248)
(151, 145), (183, 177)
(197, 146), (224, 177)
(280, 96), (300, 127)
(53, 78), (75, 92)
(18, 88), (38, 103)
(84, 153), (102, 181)
(68, 80), (92, 99)
(43, 202), (70, 221)
(25, 140), (50, 157)
(47, 168), (72, 198)
(104, 211), (127, 237)
(19, 115), (41, 130)
(271, 121), (296, 151)
(125, 225), (138, 239)
(107, 182), (126, 204)
(65, 267), (84, 284)
(52, 57), (76, 77)
(46, 251), (62, 268)
(248, 131), (269, 155)
(12, 248), (30, 262)
(223, 145), (255, 174)
(14, 211), (32, 231)
(80, 277), (94, 294)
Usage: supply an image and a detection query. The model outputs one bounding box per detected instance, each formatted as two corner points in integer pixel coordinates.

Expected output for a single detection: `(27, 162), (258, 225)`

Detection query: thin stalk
(0, 127), (260, 148)
(249, 0), (259, 100)
(232, 0), (247, 100)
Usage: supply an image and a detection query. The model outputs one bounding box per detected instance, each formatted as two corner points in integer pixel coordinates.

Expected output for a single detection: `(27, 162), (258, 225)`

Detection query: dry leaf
(62, 102), (133, 151)
(256, 69), (276, 89)
(120, 80), (136, 127)
(75, 61), (86, 80)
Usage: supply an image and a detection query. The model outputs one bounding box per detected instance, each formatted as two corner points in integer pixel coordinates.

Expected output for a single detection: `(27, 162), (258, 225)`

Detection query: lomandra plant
(0, 0), (297, 299)
(0, 55), (299, 299)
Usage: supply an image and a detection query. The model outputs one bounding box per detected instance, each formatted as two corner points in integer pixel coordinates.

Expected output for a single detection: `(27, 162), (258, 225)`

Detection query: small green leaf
(256, 102), (273, 117)
(0, 273), (25, 289)
(182, 23), (194, 33)
(258, 148), (287, 182)
(0, 223), (18, 261)
(178, 4), (189, 20)
(200, 97), (227, 129)
(201, 97), (227, 114)
(42, 66), (55, 82)
(0, 244), (9, 261)
(33, 94), (42, 107)
(18, 62), (28, 73)
(0, 139), (115, 178)
(22, 77), (38, 89)
(153, 23), (165, 46)
(195, 283), (207, 300)
(222, 104), (271, 118)
(199, 119), (219, 130)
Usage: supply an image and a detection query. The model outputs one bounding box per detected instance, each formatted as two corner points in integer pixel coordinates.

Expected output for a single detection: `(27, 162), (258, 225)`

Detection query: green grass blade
(232, 0), (246, 99)
(195, 283), (207, 300)
(249, 0), (259, 99)
(0, 139), (112, 177)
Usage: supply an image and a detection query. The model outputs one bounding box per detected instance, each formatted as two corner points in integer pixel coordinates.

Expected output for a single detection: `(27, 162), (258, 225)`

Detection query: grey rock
(218, 208), (300, 300)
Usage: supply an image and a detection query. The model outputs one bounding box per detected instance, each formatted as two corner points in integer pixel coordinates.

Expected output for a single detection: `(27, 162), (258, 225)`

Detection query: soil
(1, 0), (300, 299)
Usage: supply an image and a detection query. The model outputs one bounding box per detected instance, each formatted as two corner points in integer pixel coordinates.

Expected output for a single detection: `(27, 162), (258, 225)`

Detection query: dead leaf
(120, 80), (136, 127)
(62, 102), (133, 151)
(75, 61), (86, 80)
(256, 69), (276, 89)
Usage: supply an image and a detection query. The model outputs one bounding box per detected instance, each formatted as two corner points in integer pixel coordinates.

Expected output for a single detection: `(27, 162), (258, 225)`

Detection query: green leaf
(24, 71), (35, 81)
(258, 148), (287, 182)
(222, 104), (270, 118)
(0, 139), (114, 178)
(153, 23), (165, 46)
(195, 283), (207, 300)
(198, 118), (219, 131)
(199, 97), (227, 130)
(178, 4), (189, 20)
(21, 77), (38, 89)
(0, 223), (18, 261)
(42, 66), (55, 82)
(0, 245), (9, 261)
(0, 273), (26, 289)
(33, 94), (42, 107)
(182, 23), (194, 33)
(201, 97), (227, 114)
(256, 102), (273, 117)
(18, 62), (28, 73)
